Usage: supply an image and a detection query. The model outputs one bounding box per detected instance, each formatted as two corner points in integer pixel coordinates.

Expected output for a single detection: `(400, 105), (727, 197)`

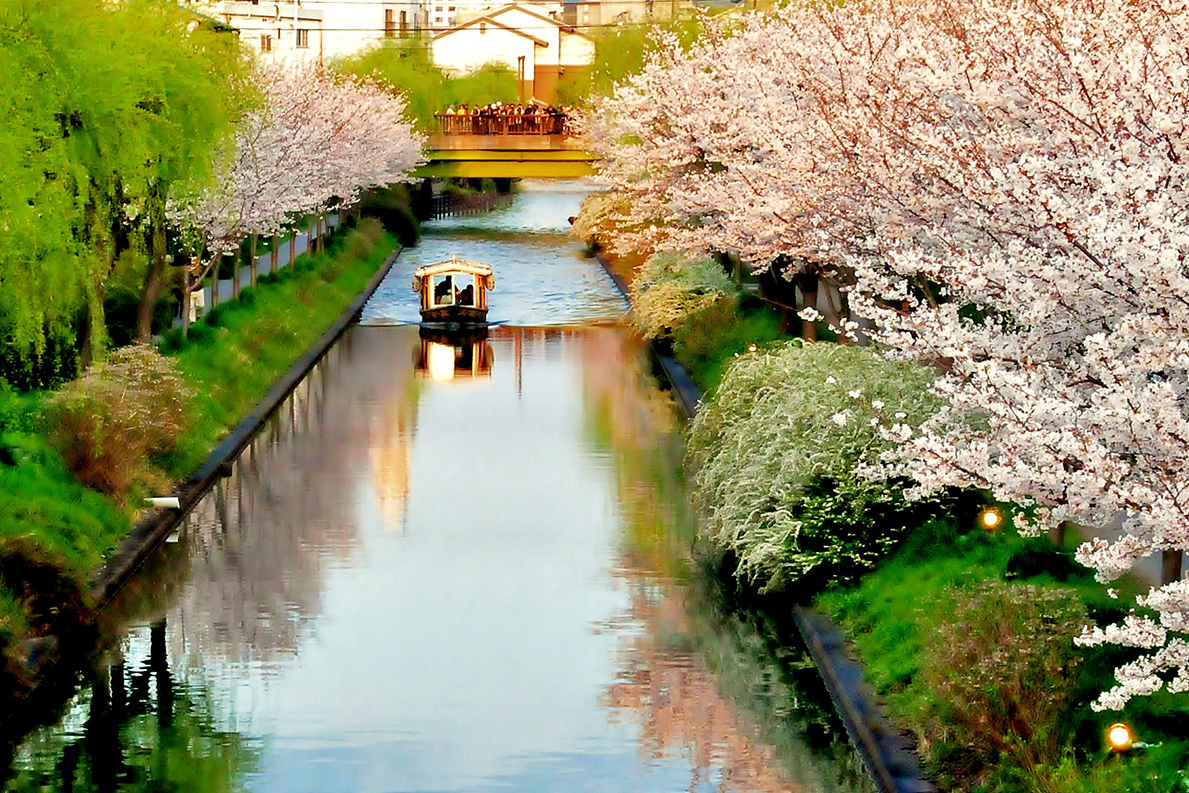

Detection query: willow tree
(0, 0), (249, 383)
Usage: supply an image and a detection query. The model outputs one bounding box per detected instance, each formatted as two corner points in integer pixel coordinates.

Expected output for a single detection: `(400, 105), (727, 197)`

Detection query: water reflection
(578, 331), (872, 793)
(3, 621), (260, 793)
(416, 327), (494, 381)
(3, 183), (866, 793)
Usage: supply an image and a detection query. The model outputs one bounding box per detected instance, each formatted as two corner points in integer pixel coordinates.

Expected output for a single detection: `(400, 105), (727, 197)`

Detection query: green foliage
(630, 251), (737, 342)
(556, 17), (705, 106)
(0, 0), (249, 380)
(689, 341), (946, 591)
(0, 379), (20, 435)
(815, 522), (1189, 793)
(42, 345), (192, 496)
(672, 295), (786, 392)
(360, 187), (421, 246)
(334, 41), (517, 131)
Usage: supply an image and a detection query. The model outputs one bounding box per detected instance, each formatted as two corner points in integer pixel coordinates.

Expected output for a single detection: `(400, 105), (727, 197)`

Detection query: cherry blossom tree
(172, 62), (423, 265)
(591, 0), (1189, 708)
(584, 6), (917, 332)
(836, 0), (1189, 711)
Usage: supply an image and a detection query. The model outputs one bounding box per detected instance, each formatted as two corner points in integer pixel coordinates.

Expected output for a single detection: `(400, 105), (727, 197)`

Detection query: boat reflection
(416, 326), (494, 381)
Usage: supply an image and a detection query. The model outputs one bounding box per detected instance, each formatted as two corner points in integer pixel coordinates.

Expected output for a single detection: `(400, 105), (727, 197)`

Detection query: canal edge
(87, 244), (404, 610)
(595, 250), (934, 793)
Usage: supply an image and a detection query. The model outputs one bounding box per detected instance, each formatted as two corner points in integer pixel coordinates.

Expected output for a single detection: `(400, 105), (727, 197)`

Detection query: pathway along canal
(1, 181), (872, 793)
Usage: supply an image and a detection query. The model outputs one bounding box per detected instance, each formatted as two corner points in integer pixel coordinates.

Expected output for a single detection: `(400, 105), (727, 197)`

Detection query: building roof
(432, 13), (550, 46)
(485, 3), (592, 39)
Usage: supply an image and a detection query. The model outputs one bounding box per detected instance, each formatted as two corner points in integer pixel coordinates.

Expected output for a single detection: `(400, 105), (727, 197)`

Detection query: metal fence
(429, 192), (513, 219)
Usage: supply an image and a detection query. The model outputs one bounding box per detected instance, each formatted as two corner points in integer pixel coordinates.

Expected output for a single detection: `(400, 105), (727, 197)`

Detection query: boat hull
(419, 305), (489, 326)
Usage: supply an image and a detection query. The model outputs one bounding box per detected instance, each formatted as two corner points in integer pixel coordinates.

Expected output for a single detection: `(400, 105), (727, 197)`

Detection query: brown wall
(533, 65), (560, 104)
(518, 77), (535, 104)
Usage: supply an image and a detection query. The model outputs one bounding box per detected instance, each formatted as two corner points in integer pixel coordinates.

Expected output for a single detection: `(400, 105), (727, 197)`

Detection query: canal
(1, 181), (871, 793)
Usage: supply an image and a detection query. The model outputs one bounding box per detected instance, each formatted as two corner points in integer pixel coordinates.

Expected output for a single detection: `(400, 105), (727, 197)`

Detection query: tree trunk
(211, 257), (220, 308)
(250, 234), (259, 287)
(233, 246), (241, 300)
(78, 291), (101, 371)
(1163, 549), (1184, 584)
(136, 214), (168, 343)
(1049, 521), (1067, 546)
(796, 271), (819, 342)
(271, 235), (279, 274)
(181, 264), (190, 341)
(289, 234), (296, 267)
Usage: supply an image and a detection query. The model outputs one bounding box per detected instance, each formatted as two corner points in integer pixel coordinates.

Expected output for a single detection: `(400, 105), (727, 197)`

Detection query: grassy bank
(0, 220), (398, 675)
(161, 220), (398, 475)
(815, 522), (1189, 793)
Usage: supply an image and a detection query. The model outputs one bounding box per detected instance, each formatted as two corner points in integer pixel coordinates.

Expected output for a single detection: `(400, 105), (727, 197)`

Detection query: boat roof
(413, 258), (494, 278)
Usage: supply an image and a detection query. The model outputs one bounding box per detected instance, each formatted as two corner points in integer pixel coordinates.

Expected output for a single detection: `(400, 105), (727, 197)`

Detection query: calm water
(1, 181), (870, 793)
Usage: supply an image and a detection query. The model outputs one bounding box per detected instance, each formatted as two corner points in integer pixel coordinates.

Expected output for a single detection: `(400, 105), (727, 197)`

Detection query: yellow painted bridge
(414, 133), (597, 179)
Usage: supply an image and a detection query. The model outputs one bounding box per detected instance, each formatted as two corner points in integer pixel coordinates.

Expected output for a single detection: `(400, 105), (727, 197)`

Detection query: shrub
(671, 296), (787, 392)
(43, 345), (192, 495)
(688, 341), (945, 591)
(0, 379), (19, 435)
(924, 581), (1087, 779)
(569, 191), (634, 250)
(359, 187), (420, 247)
(331, 218), (385, 279)
(630, 251), (737, 343)
(1005, 543), (1083, 582)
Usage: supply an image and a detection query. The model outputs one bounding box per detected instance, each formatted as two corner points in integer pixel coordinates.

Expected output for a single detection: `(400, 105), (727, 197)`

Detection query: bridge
(413, 113), (597, 179)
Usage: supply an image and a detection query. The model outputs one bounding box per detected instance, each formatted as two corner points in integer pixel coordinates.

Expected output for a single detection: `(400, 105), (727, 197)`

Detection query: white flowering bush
(688, 341), (944, 591)
(629, 251), (736, 343)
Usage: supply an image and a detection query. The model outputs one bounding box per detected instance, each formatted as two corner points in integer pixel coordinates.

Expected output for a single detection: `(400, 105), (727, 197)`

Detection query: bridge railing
(436, 112), (569, 136)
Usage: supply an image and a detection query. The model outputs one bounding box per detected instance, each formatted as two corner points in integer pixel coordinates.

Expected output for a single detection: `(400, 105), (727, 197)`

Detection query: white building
(200, 0), (427, 62)
(430, 3), (593, 103)
(304, 0), (426, 58)
(562, 0), (688, 26)
(206, 1), (326, 61)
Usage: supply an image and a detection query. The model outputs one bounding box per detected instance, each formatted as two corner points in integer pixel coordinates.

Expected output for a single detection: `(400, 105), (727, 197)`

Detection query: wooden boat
(411, 257), (494, 327)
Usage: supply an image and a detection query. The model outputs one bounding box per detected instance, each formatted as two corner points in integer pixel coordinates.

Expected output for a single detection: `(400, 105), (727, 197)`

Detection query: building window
(400, 10), (409, 37)
(296, 28), (309, 48)
(479, 21), (486, 33)
(385, 8), (396, 37)
(260, 34), (272, 52)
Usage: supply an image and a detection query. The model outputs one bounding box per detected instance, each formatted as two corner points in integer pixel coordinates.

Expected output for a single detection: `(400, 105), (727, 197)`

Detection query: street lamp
(980, 507), (1002, 531)
(1107, 723), (1133, 753)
